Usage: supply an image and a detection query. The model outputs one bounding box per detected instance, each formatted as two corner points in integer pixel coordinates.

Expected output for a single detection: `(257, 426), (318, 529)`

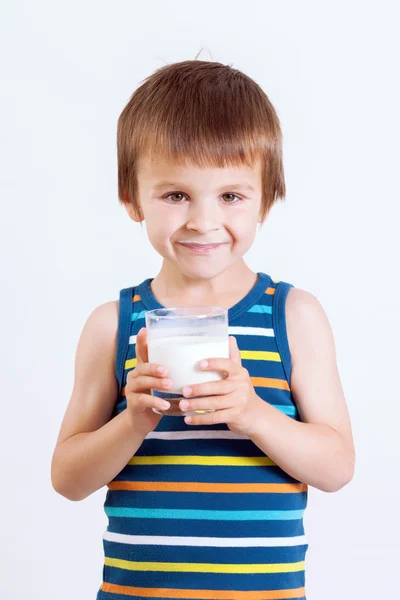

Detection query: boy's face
(125, 156), (263, 281)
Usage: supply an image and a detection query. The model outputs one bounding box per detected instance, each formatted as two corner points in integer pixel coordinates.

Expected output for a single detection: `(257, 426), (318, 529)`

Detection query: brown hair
(117, 59), (286, 222)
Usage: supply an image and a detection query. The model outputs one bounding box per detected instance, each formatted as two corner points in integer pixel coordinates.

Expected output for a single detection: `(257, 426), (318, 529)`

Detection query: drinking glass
(145, 306), (229, 416)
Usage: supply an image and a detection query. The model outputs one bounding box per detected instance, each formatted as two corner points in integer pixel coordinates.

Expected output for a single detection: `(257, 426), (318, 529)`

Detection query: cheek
(144, 208), (182, 244)
(229, 212), (258, 240)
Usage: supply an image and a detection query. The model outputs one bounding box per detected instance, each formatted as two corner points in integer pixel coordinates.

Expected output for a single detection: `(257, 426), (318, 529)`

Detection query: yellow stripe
(240, 350), (281, 362)
(125, 358), (137, 369)
(126, 352), (281, 370)
(105, 557), (304, 574)
(128, 455), (276, 467)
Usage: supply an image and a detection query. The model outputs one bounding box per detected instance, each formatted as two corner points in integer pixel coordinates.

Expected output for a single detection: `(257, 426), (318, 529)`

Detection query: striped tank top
(96, 271), (308, 600)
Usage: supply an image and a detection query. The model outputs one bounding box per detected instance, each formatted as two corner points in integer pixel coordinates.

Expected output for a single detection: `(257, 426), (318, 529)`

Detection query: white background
(1, 1), (399, 598)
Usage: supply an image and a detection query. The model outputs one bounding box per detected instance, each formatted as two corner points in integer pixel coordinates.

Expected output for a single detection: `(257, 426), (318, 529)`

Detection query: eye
(164, 192), (187, 203)
(221, 193), (241, 204)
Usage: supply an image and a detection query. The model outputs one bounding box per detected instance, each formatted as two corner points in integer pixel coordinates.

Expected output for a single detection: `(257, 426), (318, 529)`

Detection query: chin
(176, 261), (232, 281)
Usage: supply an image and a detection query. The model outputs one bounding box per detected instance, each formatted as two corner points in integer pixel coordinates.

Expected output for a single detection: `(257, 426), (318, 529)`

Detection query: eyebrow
(152, 181), (256, 192)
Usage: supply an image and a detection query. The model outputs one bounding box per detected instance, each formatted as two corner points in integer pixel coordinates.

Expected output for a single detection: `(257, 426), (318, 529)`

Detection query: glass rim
(145, 306), (227, 320)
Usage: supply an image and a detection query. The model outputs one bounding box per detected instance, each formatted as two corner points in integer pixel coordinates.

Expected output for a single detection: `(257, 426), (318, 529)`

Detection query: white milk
(148, 335), (229, 394)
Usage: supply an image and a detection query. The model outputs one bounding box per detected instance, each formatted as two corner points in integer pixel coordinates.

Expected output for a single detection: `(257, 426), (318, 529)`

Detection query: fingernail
(162, 379), (171, 387)
(183, 386), (192, 397)
(157, 366), (165, 374)
(200, 360), (208, 368)
(180, 400), (189, 409)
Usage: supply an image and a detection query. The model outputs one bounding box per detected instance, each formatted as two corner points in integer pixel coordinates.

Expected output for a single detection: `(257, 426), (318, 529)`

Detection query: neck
(150, 259), (258, 307)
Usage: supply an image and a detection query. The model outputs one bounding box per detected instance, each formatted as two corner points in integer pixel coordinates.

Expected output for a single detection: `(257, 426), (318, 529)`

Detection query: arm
(248, 288), (355, 492)
(50, 301), (147, 502)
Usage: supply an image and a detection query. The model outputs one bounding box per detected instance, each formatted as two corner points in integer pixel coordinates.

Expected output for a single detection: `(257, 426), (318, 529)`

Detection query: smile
(177, 242), (228, 254)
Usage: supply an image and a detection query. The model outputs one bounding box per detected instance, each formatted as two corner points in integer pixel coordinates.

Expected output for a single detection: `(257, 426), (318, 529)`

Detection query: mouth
(177, 242), (228, 254)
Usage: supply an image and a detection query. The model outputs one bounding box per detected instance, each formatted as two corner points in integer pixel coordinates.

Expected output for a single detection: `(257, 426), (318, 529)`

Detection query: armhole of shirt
(115, 287), (134, 396)
(272, 281), (294, 387)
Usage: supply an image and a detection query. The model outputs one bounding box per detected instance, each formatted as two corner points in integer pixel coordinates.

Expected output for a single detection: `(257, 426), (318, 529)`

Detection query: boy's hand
(125, 327), (172, 436)
(179, 336), (264, 436)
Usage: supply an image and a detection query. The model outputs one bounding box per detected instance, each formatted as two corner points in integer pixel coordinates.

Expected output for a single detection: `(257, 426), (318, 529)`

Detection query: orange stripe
(108, 481), (307, 493)
(102, 582), (305, 599)
(251, 377), (290, 391)
(265, 287), (275, 295)
(132, 294), (141, 303)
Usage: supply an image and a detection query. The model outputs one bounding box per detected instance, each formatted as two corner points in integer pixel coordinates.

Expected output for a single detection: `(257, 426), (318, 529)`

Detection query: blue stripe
(105, 491), (307, 512)
(136, 438), (268, 457)
(103, 538), (308, 564)
(276, 404), (297, 416)
(131, 310), (147, 321)
(134, 437), (294, 458)
(105, 507), (304, 520)
(107, 515), (306, 538)
(248, 305), (273, 314)
(242, 359), (286, 378)
(234, 311), (274, 327)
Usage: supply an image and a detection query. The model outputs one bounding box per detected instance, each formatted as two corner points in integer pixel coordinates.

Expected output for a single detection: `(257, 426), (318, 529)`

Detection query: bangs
(137, 120), (262, 170)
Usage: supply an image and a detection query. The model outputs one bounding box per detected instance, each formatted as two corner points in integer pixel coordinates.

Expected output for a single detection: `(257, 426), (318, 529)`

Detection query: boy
(51, 59), (355, 600)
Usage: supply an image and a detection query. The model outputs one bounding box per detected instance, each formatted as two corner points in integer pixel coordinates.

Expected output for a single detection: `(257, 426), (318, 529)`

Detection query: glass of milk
(145, 306), (229, 417)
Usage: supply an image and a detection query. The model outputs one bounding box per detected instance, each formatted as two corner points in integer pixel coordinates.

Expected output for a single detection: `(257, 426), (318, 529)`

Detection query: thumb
(135, 327), (149, 364)
(229, 335), (242, 366)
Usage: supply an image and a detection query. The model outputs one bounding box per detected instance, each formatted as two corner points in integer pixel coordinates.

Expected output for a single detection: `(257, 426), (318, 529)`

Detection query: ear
(123, 189), (144, 222)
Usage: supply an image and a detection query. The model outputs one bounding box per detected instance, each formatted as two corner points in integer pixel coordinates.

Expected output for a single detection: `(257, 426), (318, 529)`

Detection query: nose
(185, 202), (221, 234)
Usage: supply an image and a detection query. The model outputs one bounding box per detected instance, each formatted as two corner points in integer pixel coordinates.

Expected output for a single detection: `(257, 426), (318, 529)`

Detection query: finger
(182, 379), (236, 399)
(184, 407), (237, 427)
(135, 392), (171, 412)
(180, 393), (235, 413)
(229, 335), (242, 366)
(128, 375), (173, 394)
(135, 327), (149, 364)
(198, 356), (242, 378)
(130, 361), (169, 379)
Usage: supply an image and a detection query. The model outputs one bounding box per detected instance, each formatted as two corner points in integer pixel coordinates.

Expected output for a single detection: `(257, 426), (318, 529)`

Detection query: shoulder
(73, 301), (120, 389)
(285, 286), (324, 315)
(285, 287), (335, 367)
(79, 300), (119, 347)
(87, 300), (119, 330)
